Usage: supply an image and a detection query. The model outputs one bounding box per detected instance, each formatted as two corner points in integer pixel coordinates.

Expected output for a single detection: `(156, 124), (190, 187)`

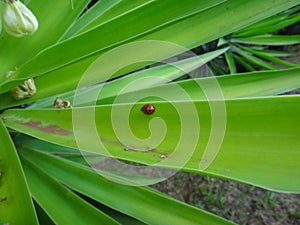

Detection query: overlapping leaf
(3, 94), (300, 192)
(21, 157), (120, 225)
(0, 0), (298, 95)
(0, 0), (90, 81)
(20, 147), (236, 225)
(0, 120), (38, 225)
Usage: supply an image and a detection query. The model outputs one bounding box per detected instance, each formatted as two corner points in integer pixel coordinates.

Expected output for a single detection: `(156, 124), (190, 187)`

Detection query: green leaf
(247, 48), (294, 57)
(0, 0), (90, 81)
(96, 68), (300, 105)
(25, 48), (228, 109)
(232, 46), (278, 70)
(224, 51), (237, 74)
(21, 156), (120, 225)
(236, 44), (299, 68)
(0, 3), (3, 36)
(231, 35), (300, 46)
(232, 54), (256, 72)
(0, 0), (298, 94)
(34, 202), (56, 225)
(5, 0), (225, 82)
(3, 95), (300, 192)
(15, 135), (106, 166)
(0, 119), (38, 225)
(20, 148), (236, 225)
(234, 5), (300, 37)
(62, 0), (147, 40)
(77, 197), (147, 225)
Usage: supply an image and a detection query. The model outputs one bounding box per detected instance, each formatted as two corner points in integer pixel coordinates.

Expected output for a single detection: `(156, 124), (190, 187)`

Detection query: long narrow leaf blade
(0, 0), (298, 95)
(237, 45), (299, 67)
(225, 51), (237, 74)
(2, 95), (300, 192)
(232, 46), (278, 70)
(26, 48), (228, 109)
(232, 54), (256, 71)
(0, 0), (90, 80)
(62, 0), (147, 39)
(97, 68), (300, 104)
(20, 148), (236, 225)
(8, 0), (225, 82)
(21, 156), (120, 225)
(232, 35), (300, 46)
(0, 119), (38, 225)
(234, 6), (300, 37)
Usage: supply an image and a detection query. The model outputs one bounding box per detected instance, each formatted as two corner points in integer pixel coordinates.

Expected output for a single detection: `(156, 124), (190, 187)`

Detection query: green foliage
(216, 5), (300, 74)
(0, 120), (38, 225)
(0, 0), (299, 224)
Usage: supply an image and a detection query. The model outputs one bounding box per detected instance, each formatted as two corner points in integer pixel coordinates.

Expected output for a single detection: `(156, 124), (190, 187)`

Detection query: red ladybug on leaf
(141, 104), (155, 115)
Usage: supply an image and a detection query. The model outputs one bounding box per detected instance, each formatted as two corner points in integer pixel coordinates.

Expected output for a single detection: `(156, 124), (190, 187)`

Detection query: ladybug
(141, 104), (155, 115)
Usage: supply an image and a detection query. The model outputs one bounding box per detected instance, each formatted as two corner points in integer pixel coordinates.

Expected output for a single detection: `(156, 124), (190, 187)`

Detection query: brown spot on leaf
(101, 138), (123, 147)
(124, 147), (135, 151)
(0, 196), (7, 202)
(15, 120), (71, 136)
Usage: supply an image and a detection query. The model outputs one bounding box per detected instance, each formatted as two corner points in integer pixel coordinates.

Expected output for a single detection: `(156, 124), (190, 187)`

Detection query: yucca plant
(194, 5), (300, 75)
(0, 0), (300, 225)
(220, 5), (300, 74)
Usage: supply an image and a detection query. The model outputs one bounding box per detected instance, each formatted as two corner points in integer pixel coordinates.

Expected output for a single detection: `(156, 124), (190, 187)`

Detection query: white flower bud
(2, 0), (38, 37)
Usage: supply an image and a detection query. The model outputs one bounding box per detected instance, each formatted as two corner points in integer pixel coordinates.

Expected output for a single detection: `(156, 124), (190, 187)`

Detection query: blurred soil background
(152, 172), (300, 225)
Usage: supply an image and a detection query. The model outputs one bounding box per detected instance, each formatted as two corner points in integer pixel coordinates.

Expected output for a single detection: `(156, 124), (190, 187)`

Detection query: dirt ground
(152, 172), (300, 225)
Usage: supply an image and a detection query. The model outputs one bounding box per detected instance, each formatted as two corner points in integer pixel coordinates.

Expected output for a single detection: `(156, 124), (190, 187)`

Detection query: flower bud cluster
(11, 78), (37, 100)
